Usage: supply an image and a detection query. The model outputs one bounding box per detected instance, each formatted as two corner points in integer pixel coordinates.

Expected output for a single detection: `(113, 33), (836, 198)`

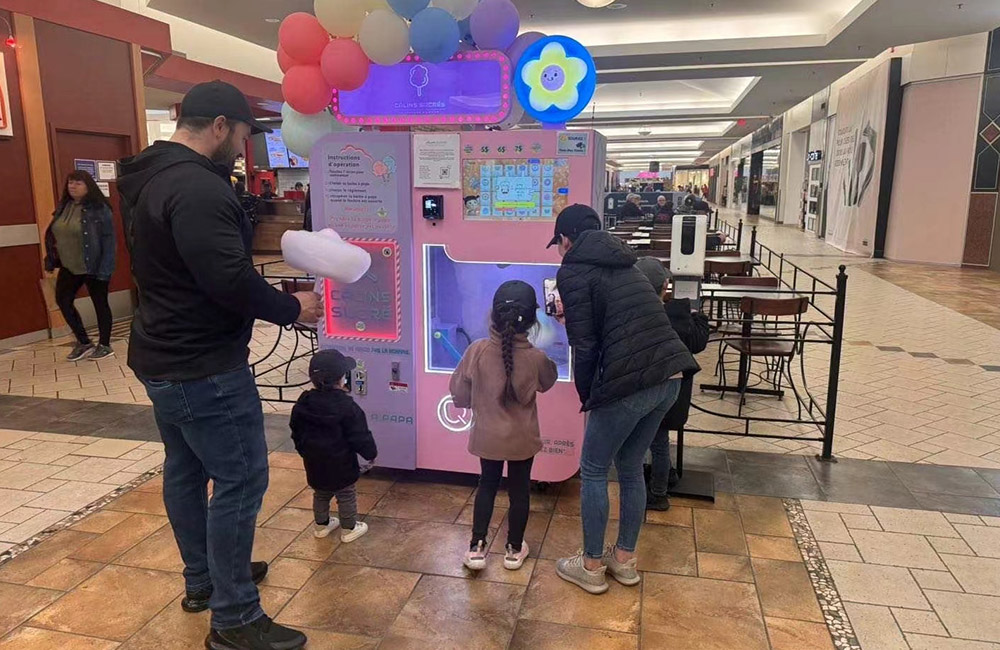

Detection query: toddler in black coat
(290, 349), (377, 542)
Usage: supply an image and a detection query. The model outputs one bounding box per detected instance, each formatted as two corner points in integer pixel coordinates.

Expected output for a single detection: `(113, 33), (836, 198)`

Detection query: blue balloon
(410, 7), (460, 64)
(458, 16), (475, 46)
(388, 0), (429, 20)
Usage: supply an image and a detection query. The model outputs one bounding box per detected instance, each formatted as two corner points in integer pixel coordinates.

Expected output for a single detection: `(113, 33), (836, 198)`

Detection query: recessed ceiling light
(265, 18), (281, 23)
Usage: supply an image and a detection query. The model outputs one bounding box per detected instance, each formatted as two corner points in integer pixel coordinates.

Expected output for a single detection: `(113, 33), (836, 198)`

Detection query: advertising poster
(413, 133), (460, 189)
(826, 60), (890, 256)
(557, 131), (589, 156)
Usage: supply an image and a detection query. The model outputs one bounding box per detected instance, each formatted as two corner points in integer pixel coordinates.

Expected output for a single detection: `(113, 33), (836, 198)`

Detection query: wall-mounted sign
(807, 150), (824, 162)
(0, 55), (13, 138)
(96, 181), (111, 198)
(332, 51), (511, 127)
(97, 161), (118, 181)
(514, 36), (597, 126)
(74, 159), (98, 177)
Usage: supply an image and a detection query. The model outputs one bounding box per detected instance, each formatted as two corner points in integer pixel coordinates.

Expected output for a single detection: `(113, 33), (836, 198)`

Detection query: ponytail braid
(500, 319), (518, 406)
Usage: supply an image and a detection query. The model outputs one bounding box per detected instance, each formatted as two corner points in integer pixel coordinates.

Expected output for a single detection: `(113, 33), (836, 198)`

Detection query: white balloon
(314, 0), (367, 37)
(430, 0), (479, 19)
(281, 228), (373, 283)
(280, 104), (342, 158)
(497, 97), (524, 130)
(359, 10), (411, 66)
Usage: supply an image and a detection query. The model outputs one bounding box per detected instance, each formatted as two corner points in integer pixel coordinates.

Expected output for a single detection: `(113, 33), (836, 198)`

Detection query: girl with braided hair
(450, 281), (558, 572)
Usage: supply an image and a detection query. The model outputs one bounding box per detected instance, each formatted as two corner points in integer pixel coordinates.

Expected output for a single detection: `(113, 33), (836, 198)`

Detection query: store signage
(332, 51), (512, 127)
(0, 55), (12, 138)
(808, 150), (824, 162)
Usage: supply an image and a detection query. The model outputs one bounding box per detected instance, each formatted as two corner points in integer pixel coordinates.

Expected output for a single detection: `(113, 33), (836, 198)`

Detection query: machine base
(670, 469), (716, 502)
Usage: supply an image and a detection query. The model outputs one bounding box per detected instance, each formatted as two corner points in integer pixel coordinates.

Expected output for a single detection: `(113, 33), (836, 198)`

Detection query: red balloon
(278, 13), (330, 64)
(282, 65), (332, 114)
(320, 39), (370, 92)
(277, 46), (302, 73)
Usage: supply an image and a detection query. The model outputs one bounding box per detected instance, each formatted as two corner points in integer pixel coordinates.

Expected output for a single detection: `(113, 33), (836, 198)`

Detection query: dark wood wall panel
(0, 9), (36, 228)
(0, 245), (48, 339)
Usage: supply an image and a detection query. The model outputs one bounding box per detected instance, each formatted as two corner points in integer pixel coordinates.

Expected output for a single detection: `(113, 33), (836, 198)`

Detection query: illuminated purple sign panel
(332, 51), (512, 126)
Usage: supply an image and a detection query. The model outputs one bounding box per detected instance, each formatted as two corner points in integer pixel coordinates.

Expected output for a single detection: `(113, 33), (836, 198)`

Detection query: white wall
(778, 130), (808, 225)
(906, 33), (988, 84)
(98, 0), (282, 82)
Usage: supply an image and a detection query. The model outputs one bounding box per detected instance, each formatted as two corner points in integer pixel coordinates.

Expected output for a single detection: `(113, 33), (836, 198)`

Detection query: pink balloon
(321, 39), (370, 91)
(278, 13), (330, 64)
(282, 65), (333, 114)
(277, 46), (302, 73)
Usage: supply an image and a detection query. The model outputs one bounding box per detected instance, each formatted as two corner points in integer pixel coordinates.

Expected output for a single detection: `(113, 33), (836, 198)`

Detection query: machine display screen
(424, 245), (571, 380)
(463, 158), (571, 220)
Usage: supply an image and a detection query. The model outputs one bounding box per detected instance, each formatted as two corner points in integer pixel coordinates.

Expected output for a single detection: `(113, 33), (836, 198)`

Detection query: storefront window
(759, 146), (781, 219)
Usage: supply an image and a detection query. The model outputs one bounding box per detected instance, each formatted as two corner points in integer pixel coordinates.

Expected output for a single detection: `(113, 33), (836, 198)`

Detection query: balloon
(282, 65), (333, 114)
(507, 31), (545, 67)
(278, 12), (330, 64)
(281, 228), (372, 283)
(280, 104), (335, 158)
(359, 10), (410, 66)
(314, 0), (365, 38)
(431, 0), (478, 19)
(497, 96), (524, 130)
(458, 16), (475, 46)
(277, 46), (303, 74)
(470, 0), (519, 51)
(410, 7), (459, 63)
(388, 0), (429, 19)
(320, 39), (370, 91)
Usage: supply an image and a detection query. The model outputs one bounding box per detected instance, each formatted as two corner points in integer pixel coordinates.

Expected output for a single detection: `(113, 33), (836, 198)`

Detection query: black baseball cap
(180, 81), (273, 134)
(546, 204), (602, 248)
(309, 349), (356, 389)
(493, 280), (538, 313)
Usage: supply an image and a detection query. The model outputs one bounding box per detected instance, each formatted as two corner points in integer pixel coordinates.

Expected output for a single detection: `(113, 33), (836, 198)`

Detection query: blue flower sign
(514, 35), (596, 126)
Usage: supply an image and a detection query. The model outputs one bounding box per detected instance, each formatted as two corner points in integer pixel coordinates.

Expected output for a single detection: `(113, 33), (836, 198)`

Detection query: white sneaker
(464, 540), (487, 571)
(504, 542), (529, 570)
(341, 520), (369, 543)
(313, 518), (340, 538)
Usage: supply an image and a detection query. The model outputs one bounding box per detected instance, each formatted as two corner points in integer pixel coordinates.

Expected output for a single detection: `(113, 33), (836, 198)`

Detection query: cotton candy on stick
(281, 228), (373, 297)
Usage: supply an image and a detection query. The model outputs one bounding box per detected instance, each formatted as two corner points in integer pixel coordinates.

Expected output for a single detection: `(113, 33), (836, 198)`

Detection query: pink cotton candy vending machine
(314, 39), (604, 481)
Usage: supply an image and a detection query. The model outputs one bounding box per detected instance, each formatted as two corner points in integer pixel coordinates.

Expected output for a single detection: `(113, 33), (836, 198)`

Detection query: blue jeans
(580, 379), (681, 559)
(140, 365), (268, 631)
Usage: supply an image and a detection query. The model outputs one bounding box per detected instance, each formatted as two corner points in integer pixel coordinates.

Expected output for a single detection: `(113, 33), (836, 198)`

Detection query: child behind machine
(291, 349), (378, 543)
(450, 281), (558, 571)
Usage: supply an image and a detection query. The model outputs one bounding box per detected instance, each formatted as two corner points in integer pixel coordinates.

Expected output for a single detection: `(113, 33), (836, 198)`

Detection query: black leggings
(472, 457), (534, 552)
(55, 268), (111, 346)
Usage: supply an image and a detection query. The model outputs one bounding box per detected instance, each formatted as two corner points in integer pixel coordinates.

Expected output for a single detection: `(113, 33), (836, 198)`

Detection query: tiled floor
(2, 455), (999, 649)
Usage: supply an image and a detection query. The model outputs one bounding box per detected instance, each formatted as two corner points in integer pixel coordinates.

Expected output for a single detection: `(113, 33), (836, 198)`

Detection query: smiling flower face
(521, 42), (588, 113)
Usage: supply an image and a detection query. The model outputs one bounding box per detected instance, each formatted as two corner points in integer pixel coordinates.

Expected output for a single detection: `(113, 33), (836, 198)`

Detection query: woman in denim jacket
(44, 170), (117, 361)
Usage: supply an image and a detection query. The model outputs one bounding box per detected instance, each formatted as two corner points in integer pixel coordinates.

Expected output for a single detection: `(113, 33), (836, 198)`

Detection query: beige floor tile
(892, 608), (949, 636)
(746, 535), (802, 562)
(929, 536), (976, 555)
(850, 529), (946, 570)
(751, 558), (824, 622)
(25, 482), (115, 513)
(827, 560), (930, 609)
(28, 565), (183, 641)
(278, 526), (341, 562)
(927, 590), (1000, 643)
(4, 443), (87, 464)
(939, 554), (1000, 596)
(905, 634), (1000, 649)
(871, 506), (960, 538)
(735, 495), (794, 538)
(70, 514), (168, 563)
(69, 510), (132, 535)
(819, 541), (863, 562)
(26, 479), (67, 493)
(0, 626), (119, 650)
(644, 505), (693, 527)
(765, 617), (835, 650)
(841, 513), (881, 530)
(0, 530), (97, 584)
(804, 510), (853, 543)
(911, 568), (963, 592)
(693, 508), (748, 555)
(25, 558), (104, 591)
(52, 458), (134, 483)
(259, 557), (321, 590)
(945, 513), (986, 526)
(0, 584), (63, 637)
(634, 523), (696, 576)
(105, 491), (166, 516)
(0, 464), (63, 490)
(0, 507), (45, 525)
(382, 575), (524, 649)
(261, 507), (315, 533)
(0, 430), (32, 447)
(844, 603), (909, 650)
(0, 509), (70, 544)
(641, 573), (768, 650)
(955, 524), (1000, 558)
(113, 525), (183, 573)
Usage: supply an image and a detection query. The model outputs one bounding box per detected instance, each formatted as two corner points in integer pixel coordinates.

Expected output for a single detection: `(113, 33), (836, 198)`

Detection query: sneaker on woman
(602, 545), (641, 586)
(556, 553), (609, 594)
(504, 541), (529, 570)
(89, 344), (115, 360)
(464, 539), (487, 571)
(67, 343), (95, 361)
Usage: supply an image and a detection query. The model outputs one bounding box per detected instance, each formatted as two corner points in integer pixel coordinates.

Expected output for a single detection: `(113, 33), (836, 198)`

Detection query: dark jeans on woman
(472, 457), (534, 552)
(580, 379), (682, 558)
(139, 365), (268, 631)
(55, 268), (111, 346)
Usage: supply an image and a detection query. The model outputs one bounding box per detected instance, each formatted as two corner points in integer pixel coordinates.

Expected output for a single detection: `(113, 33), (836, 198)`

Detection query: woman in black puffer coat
(551, 205), (700, 593)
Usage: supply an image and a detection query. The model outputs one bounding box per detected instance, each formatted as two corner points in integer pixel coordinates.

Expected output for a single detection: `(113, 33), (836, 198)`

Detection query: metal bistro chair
(713, 276), (781, 377)
(722, 295), (810, 414)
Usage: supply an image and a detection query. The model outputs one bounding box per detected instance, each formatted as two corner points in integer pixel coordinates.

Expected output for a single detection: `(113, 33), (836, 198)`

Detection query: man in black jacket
(548, 205), (699, 594)
(118, 81), (318, 650)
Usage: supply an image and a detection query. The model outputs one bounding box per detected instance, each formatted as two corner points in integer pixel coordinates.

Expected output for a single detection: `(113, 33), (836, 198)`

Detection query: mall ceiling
(148, 0), (1000, 168)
